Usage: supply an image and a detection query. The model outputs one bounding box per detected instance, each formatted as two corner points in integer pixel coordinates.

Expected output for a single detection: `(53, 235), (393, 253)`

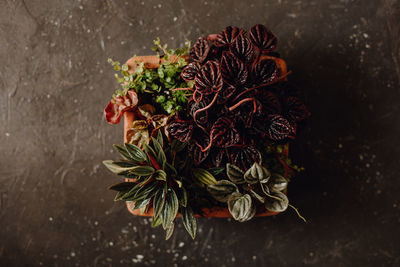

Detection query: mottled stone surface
(1, 0), (400, 266)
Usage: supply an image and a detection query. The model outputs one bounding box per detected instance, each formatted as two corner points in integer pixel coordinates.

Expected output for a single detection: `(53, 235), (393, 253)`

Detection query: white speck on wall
(49, 217), (53, 221)
(178, 242), (184, 247)
(70, 252), (76, 257)
(173, 17), (178, 22)
(5, 133), (10, 137)
(79, 5), (83, 10)
(182, 256), (188, 261)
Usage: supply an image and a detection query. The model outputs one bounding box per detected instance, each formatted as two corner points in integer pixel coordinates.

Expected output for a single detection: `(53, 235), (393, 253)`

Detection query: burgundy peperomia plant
(167, 24), (310, 170)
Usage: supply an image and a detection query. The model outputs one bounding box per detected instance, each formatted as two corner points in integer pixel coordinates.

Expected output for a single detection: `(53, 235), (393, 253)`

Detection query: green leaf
(154, 169), (167, 181)
(120, 183), (141, 200)
(182, 206), (197, 239)
(192, 168), (217, 186)
(134, 181), (158, 202)
(244, 162), (271, 184)
(143, 143), (157, 159)
(227, 192), (256, 222)
(151, 137), (167, 168)
(207, 180), (238, 203)
(108, 182), (135, 192)
(151, 215), (162, 228)
(161, 189), (179, 230)
(165, 221), (175, 240)
(156, 130), (164, 148)
(207, 167), (225, 176)
(165, 162), (177, 175)
(125, 143), (147, 162)
(177, 187), (188, 207)
(226, 164), (245, 184)
(171, 139), (186, 152)
(130, 166), (155, 176)
(268, 173), (288, 192)
(114, 191), (127, 201)
(153, 186), (166, 218)
(103, 160), (135, 175)
(113, 144), (133, 160)
(264, 191), (289, 212)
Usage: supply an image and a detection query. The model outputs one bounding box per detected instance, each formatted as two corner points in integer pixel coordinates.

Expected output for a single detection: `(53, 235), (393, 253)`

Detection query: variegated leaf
(182, 206), (197, 239)
(268, 173), (288, 192)
(161, 189), (179, 230)
(102, 160), (135, 175)
(165, 221), (175, 240)
(154, 169), (167, 181)
(207, 180), (238, 202)
(244, 162), (271, 184)
(153, 186), (166, 218)
(125, 143), (147, 162)
(130, 166), (155, 176)
(226, 163), (245, 184)
(192, 168), (217, 186)
(264, 191), (288, 212)
(227, 192), (256, 222)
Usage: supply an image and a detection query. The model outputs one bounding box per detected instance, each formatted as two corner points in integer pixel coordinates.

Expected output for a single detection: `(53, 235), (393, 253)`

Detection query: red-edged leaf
(267, 114), (296, 140)
(285, 96), (311, 122)
(220, 51), (248, 86)
(260, 90), (281, 114)
(189, 99), (208, 125)
(104, 90), (138, 124)
(251, 59), (278, 84)
(167, 119), (194, 143)
(230, 33), (254, 62)
(190, 133), (211, 166)
(217, 84), (236, 104)
(211, 148), (226, 167)
(211, 117), (240, 148)
(214, 26), (244, 47)
(181, 62), (201, 82)
(249, 24), (277, 53)
(190, 36), (210, 63)
(194, 61), (223, 95)
(229, 145), (261, 171)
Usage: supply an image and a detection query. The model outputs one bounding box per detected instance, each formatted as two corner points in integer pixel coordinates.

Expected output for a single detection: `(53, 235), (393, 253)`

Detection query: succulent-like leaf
(210, 117), (240, 148)
(214, 26), (244, 47)
(125, 143), (147, 162)
(227, 192), (256, 222)
(108, 182), (135, 192)
(264, 191), (288, 212)
(207, 180), (238, 202)
(161, 189), (179, 230)
(251, 58), (278, 85)
(230, 33), (254, 62)
(268, 173), (288, 192)
(220, 51), (248, 86)
(165, 221), (175, 240)
(102, 160), (135, 175)
(194, 61), (223, 95)
(192, 168), (217, 185)
(190, 36), (210, 63)
(181, 62), (201, 81)
(153, 186), (166, 218)
(182, 206), (197, 239)
(244, 162), (271, 184)
(249, 24), (277, 53)
(167, 120), (194, 143)
(267, 114), (295, 141)
(229, 145), (262, 171)
(226, 163), (245, 184)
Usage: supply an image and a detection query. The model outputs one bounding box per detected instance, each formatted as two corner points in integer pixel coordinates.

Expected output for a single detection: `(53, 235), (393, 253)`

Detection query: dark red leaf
(104, 90), (138, 124)
(211, 148), (226, 167)
(190, 132), (211, 165)
(260, 90), (281, 114)
(229, 145), (261, 171)
(230, 33), (254, 62)
(210, 117), (240, 148)
(189, 99), (208, 125)
(190, 36), (210, 63)
(285, 96), (311, 122)
(214, 26), (244, 47)
(167, 119), (194, 143)
(217, 84), (236, 104)
(220, 51), (248, 86)
(181, 62), (201, 82)
(194, 61), (223, 95)
(251, 58), (278, 84)
(267, 114), (296, 141)
(249, 24), (277, 53)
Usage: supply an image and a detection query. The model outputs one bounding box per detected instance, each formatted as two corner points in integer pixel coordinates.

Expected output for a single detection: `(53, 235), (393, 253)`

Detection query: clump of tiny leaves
(103, 24), (310, 240)
(103, 131), (197, 240)
(107, 38), (191, 116)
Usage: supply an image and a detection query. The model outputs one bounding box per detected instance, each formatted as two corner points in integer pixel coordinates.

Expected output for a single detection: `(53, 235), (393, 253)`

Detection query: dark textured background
(1, 0), (400, 266)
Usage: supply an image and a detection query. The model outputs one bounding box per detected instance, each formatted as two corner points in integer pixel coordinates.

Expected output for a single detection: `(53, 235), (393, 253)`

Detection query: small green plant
(103, 131), (197, 240)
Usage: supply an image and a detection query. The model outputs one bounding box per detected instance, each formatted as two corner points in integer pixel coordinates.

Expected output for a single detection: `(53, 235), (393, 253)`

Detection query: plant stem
(289, 204), (307, 223)
(228, 98), (256, 113)
(193, 91), (219, 123)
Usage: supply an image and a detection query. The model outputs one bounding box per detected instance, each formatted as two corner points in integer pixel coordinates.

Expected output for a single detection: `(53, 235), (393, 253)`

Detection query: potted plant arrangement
(103, 24), (310, 240)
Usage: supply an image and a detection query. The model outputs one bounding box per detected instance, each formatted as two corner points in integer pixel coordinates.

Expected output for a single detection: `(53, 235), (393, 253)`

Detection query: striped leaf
(264, 191), (288, 212)
(161, 189), (179, 230)
(102, 160), (136, 175)
(108, 182), (135, 192)
(130, 166), (155, 176)
(192, 168), (217, 186)
(226, 163), (245, 184)
(165, 221), (175, 240)
(227, 192), (256, 222)
(125, 143), (147, 162)
(244, 162), (270, 184)
(207, 180), (238, 202)
(153, 186), (166, 218)
(182, 206), (197, 239)
(268, 173), (288, 192)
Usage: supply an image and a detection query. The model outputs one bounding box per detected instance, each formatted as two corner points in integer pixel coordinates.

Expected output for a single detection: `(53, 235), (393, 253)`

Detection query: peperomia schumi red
(103, 24), (310, 240)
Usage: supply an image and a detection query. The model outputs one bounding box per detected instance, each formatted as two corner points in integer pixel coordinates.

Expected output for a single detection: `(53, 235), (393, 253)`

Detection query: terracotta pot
(122, 54), (288, 218)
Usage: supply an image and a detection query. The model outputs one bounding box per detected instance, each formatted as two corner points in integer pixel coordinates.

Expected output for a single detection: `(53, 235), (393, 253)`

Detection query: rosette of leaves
(103, 131), (197, 240)
(205, 161), (291, 222)
(167, 24), (310, 171)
